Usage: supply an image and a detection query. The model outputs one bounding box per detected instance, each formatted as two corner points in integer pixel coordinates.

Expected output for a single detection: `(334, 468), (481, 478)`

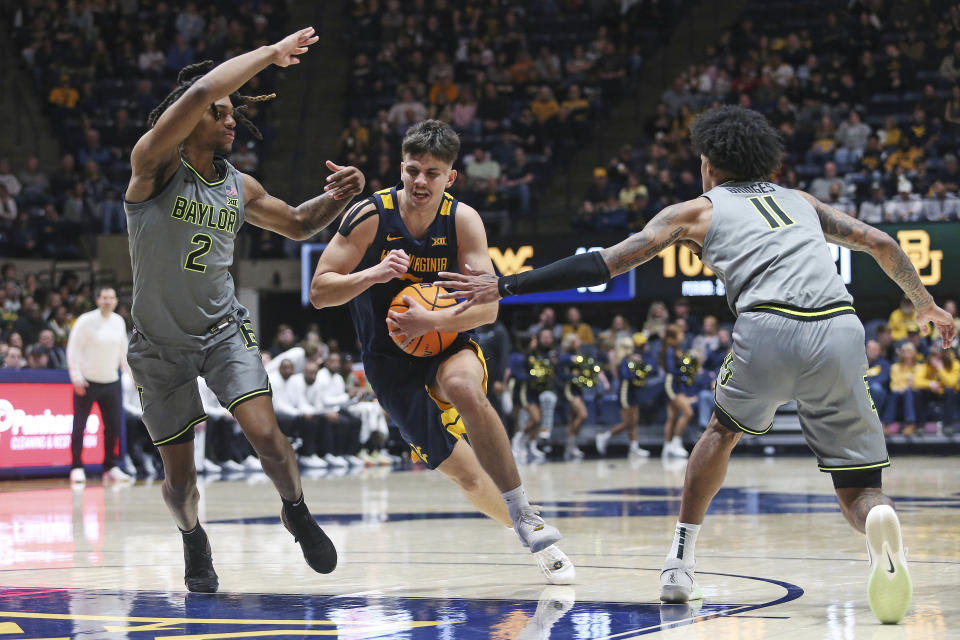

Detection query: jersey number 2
(184, 233), (212, 272)
(748, 196), (794, 229)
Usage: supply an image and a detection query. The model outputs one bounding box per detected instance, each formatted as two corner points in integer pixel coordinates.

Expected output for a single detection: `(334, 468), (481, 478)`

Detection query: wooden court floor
(1, 455), (957, 639)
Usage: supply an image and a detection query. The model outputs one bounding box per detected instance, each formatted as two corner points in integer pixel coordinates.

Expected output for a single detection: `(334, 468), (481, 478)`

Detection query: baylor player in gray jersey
(438, 106), (956, 624)
(124, 27), (365, 593)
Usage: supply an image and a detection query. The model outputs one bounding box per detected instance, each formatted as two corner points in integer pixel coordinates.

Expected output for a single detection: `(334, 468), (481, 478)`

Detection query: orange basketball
(387, 282), (459, 357)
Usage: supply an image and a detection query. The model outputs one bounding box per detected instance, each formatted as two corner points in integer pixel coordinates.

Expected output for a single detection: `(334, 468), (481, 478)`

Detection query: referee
(67, 286), (132, 484)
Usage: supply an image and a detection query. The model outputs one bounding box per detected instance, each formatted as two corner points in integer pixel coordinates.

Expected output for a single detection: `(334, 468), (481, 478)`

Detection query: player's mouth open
(413, 191), (429, 201)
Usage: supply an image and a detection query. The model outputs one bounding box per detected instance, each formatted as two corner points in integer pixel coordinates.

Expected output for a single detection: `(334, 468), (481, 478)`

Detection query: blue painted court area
(0, 576), (802, 639)
(208, 487), (960, 527)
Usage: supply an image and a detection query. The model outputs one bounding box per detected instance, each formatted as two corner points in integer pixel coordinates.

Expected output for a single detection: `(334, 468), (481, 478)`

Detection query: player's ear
(446, 168), (457, 189)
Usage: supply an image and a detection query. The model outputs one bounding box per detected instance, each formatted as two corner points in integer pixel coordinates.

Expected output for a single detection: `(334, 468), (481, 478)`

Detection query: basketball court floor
(1, 455), (957, 639)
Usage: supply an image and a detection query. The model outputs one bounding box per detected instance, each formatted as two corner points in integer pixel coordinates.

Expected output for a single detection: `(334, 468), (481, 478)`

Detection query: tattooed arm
(243, 161), (365, 240)
(599, 198), (710, 276)
(436, 197), (711, 311)
(800, 191), (955, 344)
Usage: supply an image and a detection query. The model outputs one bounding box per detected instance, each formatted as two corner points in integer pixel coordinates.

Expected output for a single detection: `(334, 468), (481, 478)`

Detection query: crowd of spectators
(340, 0), (689, 233)
(2, 258), (959, 474)
(576, 0), (960, 230)
(3, 0), (288, 257)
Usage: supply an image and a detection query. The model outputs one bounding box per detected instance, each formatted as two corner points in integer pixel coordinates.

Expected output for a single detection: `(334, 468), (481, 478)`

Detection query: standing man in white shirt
(67, 286), (132, 484)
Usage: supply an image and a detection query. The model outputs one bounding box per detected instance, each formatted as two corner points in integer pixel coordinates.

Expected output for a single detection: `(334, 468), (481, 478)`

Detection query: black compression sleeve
(497, 251), (612, 298)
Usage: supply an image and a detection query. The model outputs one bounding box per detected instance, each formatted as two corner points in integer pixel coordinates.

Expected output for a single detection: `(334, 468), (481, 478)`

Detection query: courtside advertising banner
(0, 375), (106, 476)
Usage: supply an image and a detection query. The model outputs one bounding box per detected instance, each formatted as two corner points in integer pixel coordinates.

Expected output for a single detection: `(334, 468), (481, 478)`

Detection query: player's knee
(162, 472), (197, 502)
(442, 376), (486, 410)
(706, 415), (741, 444)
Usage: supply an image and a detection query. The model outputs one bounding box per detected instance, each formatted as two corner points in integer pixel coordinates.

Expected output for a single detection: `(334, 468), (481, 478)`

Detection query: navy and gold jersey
(343, 184), (461, 358)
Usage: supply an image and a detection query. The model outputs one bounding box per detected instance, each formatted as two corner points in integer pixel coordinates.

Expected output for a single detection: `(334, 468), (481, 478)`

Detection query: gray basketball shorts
(127, 320), (270, 446)
(713, 306), (889, 474)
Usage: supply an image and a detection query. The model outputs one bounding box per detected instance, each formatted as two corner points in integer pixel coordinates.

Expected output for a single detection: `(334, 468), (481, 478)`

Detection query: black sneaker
(281, 503), (337, 574)
(182, 525), (219, 593)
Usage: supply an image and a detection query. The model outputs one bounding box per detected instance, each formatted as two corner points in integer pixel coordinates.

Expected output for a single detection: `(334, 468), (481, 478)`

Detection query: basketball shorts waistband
(746, 302), (856, 321)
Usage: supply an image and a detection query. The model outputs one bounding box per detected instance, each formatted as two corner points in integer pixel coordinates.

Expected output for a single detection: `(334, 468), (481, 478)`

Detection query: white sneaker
(563, 446), (584, 461)
(124, 455), (137, 474)
(660, 557), (702, 602)
(103, 466), (133, 484)
(534, 544), (576, 584)
(866, 504), (912, 624)
(514, 509), (562, 553)
(242, 456), (263, 471)
(670, 437), (688, 458)
(323, 453), (348, 468)
(302, 454), (329, 469)
(202, 459), (222, 474)
(595, 431), (611, 456)
(69, 467), (86, 484)
(629, 442), (651, 457)
(357, 450), (377, 466)
(345, 455), (365, 467)
(379, 449), (401, 464)
(528, 440), (547, 462)
(221, 459), (245, 472)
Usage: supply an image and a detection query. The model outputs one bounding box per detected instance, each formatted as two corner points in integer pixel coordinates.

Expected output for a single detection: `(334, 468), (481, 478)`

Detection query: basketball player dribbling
(124, 27), (365, 591)
(438, 106), (956, 623)
(309, 120), (573, 583)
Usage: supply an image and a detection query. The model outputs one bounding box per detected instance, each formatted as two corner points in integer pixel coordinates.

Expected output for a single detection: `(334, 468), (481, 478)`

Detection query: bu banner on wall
(0, 370), (107, 477)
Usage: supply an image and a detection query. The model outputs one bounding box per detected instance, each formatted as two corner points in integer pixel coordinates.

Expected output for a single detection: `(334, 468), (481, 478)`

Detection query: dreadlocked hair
(147, 60), (277, 140)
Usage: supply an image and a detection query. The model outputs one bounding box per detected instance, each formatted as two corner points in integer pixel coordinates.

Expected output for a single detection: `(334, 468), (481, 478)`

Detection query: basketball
(387, 283), (459, 357)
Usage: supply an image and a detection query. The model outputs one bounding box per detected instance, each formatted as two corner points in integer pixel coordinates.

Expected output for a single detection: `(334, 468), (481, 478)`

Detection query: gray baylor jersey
(701, 181), (852, 316)
(125, 157), (247, 348)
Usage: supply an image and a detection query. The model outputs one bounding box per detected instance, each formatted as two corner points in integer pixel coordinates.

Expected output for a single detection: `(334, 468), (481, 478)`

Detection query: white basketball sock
(502, 485), (532, 521)
(667, 521), (701, 567)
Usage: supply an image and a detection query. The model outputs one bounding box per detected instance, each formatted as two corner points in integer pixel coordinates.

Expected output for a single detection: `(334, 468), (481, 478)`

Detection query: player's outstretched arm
(801, 191), (956, 344)
(243, 161), (365, 240)
(309, 203), (409, 309)
(436, 198), (709, 312)
(130, 27), (318, 176)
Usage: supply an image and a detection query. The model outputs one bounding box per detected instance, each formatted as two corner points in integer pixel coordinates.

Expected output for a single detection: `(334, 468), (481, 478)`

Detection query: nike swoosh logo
(386, 234), (403, 241)
(886, 552), (895, 574)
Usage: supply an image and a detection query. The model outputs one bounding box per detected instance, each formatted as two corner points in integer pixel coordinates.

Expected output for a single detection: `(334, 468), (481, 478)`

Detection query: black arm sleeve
(497, 250), (612, 298)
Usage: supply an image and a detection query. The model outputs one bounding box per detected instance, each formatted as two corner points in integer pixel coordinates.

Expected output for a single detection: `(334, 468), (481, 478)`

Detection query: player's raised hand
(270, 27), (319, 67)
(435, 264), (502, 315)
(370, 249), (409, 284)
(324, 160), (365, 200)
(916, 301), (956, 347)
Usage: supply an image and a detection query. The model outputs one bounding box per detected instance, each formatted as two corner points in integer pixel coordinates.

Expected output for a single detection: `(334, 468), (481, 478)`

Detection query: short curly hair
(690, 106), (783, 181)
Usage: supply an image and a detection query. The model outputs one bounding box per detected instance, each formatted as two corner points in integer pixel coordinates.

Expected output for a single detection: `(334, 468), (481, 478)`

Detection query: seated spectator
(884, 138), (923, 174)
(121, 372), (158, 476)
(597, 314), (632, 352)
(672, 298), (701, 336)
(920, 181), (960, 221)
(915, 350), (959, 434)
(24, 344), (49, 369)
(836, 109), (871, 155)
(47, 74), (79, 110)
(313, 353), (363, 466)
(3, 345), (24, 369)
(428, 68), (458, 105)
(464, 148), (501, 196)
(452, 88), (478, 134)
(824, 181), (856, 216)
(643, 301), (670, 340)
(888, 297), (916, 342)
(859, 182), (887, 223)
(37, 328), (65, 369)
(99, 188), (126, 234)
(477, 81), (509, 132)
(386, 88), (427, 134)
(560, 84), (590, 124)
(529, 86), (559, 123)
(499, 148), (535, 219)
(865, 339), (891, 418)
(884, 180), (922, 222)
(0, 159), (20, 198)
(809, 161), (844, 201)
(884, 342), (921, 435)
(17, 156), (50, 206)
(939, 40), (960, 84)
(561, 306), (595, 346)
